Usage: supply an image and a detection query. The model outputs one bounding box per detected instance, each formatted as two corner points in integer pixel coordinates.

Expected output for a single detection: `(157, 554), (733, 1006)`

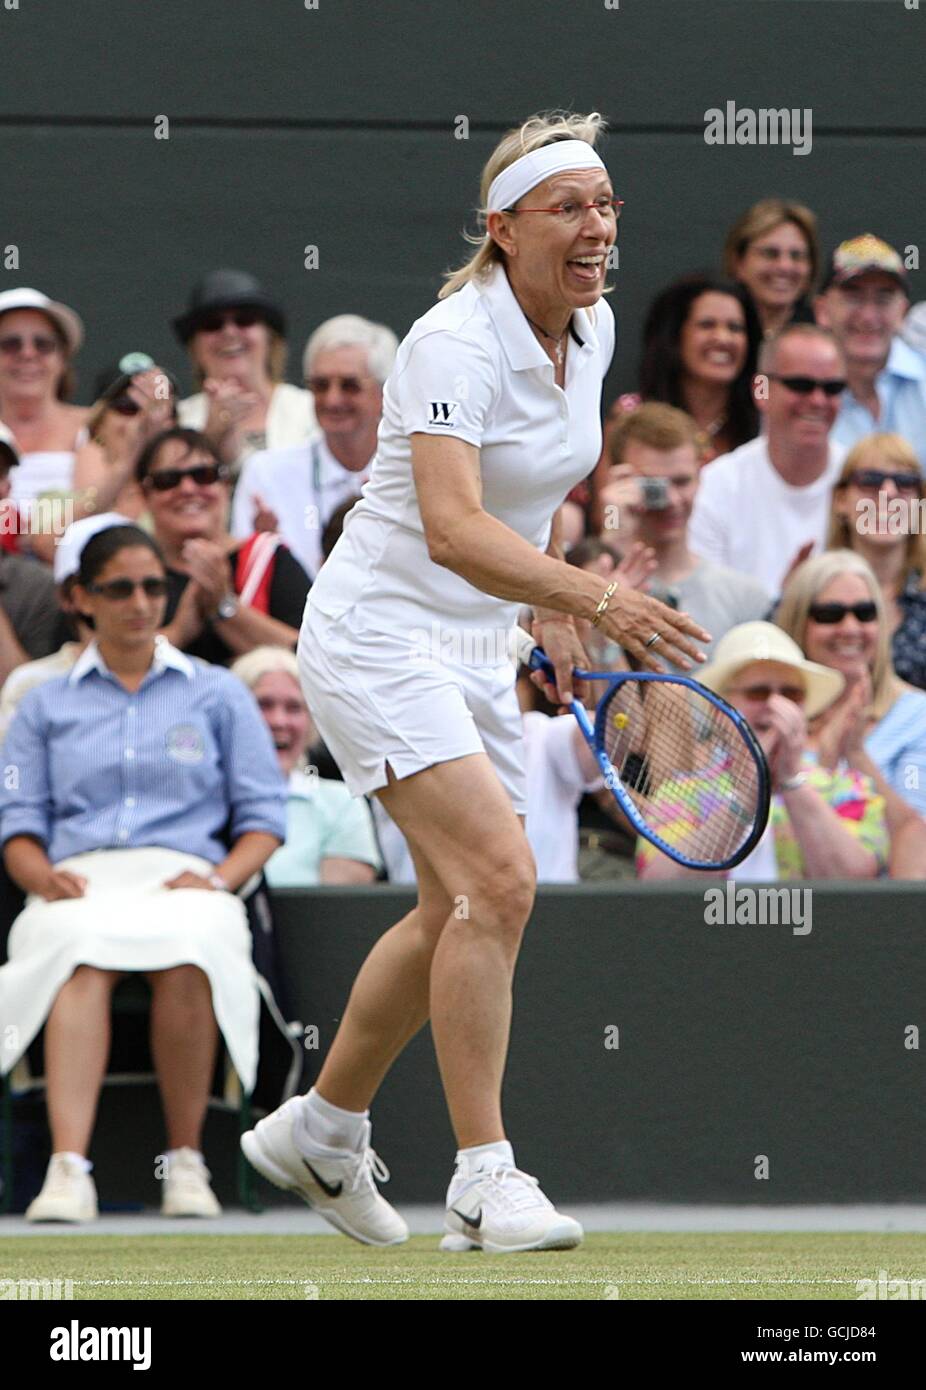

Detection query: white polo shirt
(307, 261), (614, 647)
(231, 436), (371, 579)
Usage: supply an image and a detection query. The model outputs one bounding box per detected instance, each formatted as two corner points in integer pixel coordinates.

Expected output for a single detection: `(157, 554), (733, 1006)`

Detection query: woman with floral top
(636, 622), (888, 881)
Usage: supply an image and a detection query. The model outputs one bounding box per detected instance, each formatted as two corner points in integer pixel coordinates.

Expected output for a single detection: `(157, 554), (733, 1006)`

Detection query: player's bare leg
(242, 752), (581, 1249)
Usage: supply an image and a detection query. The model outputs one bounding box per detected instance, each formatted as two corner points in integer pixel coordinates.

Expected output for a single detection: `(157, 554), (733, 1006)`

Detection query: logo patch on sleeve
(428, 400), (460, 427)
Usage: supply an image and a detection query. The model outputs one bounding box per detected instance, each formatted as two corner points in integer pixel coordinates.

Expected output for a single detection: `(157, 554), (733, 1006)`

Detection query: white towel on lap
(0, 847), (260, 1091)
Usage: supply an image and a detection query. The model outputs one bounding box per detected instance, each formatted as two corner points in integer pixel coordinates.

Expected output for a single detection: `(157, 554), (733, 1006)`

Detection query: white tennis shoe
(25, 1153), (98, 1223)
(442, 1161), (583, 1253)
(160, 1148), (222, 1218)
(240, 1096), (408, 1246)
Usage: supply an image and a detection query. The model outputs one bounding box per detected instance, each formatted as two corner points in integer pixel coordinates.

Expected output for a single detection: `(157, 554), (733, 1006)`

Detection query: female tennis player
(242, 110), (710, 1253)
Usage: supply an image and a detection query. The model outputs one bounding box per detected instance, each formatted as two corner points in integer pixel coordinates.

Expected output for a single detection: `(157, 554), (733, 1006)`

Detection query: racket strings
(601, 681), (762, 864)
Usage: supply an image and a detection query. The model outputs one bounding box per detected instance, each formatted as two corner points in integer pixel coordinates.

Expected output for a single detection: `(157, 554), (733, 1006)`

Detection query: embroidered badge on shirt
(166, 724), (206, 764)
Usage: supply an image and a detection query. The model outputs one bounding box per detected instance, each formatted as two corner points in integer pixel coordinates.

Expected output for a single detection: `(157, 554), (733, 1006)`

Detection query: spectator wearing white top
(598, 402), (770, 665)
(231, 316), (398, 579)
(0, 288), (89, 504)
(688, 324), (848, 593)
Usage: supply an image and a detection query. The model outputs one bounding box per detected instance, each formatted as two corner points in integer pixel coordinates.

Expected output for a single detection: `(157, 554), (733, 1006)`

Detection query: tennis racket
(515, 629), (771, 871)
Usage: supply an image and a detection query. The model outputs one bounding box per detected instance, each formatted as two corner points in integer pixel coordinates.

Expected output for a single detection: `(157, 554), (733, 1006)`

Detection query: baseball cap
(0, 287), (84, 354)
(53, 512), (133, 585)
(822, 234), (907, 292)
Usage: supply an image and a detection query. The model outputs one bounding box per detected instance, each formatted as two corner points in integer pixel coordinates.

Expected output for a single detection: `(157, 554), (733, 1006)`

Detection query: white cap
(0, 287), (84, 354)
(54, 512), (133, 584)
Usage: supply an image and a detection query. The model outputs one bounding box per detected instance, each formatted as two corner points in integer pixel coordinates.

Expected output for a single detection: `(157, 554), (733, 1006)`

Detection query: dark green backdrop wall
(2, 0), (923, 408)
(11, 883), (921, 1210)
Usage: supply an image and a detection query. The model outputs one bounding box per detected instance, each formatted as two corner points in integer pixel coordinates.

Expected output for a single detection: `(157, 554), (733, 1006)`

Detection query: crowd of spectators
(1, 203), (925, 1217)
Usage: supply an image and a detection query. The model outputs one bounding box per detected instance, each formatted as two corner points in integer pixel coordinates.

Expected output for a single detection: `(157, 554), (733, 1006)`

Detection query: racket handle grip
(513, 626), (557, 677)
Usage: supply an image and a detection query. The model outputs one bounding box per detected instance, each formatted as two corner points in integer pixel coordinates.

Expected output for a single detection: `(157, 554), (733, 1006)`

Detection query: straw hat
(696, 621), (845, 718)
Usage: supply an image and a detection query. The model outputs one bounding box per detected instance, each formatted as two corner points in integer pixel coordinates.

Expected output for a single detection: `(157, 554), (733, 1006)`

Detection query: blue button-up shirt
(1, 638), (287, 865)
(831, 337), (926, 467)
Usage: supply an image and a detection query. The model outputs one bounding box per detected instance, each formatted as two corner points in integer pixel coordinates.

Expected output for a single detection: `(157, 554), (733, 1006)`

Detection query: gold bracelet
(591, 580), (619, 628)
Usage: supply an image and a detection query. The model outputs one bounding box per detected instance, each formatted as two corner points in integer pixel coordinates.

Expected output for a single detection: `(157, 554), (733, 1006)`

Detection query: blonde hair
(231, 644), (302, 692)
(608, 401), (698, 466)
(723, 197), (820, 291)
(439, 109), (609, 300)
(827, 432), (926, 582)
(774, 549), (903, 719)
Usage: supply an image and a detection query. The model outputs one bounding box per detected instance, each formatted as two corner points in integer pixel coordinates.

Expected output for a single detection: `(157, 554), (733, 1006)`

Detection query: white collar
(68, 634), (195, 686)
(314, 433), (373, 487)
(476, 261), (599, 372)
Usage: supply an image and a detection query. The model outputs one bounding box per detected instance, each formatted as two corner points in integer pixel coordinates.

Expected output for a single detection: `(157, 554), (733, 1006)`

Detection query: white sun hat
(0, 287), (84, 354)
(696, 621), (845, 718)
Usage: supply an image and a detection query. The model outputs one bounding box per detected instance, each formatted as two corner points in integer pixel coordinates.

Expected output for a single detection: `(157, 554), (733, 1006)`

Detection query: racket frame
(526, 646), (771, 871)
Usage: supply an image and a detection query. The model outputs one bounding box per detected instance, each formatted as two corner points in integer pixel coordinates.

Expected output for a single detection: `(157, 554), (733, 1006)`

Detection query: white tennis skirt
(298, 603), (527, 814)
(0, 847), (259, 1091)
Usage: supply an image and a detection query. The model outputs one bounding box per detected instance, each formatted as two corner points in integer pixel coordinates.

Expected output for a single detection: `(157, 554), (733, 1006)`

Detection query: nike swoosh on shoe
(451, 1206), (482, 1229)
(303, 1160), (343, 1197)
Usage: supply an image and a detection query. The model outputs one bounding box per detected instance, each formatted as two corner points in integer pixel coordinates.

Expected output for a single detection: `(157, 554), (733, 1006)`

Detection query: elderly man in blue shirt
(816, 234), (926, 467)
(0, 523), (286, 1223)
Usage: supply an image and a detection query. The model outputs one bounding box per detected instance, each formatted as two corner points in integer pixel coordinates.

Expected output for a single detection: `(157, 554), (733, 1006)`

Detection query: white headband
(487, 140), (607, 213)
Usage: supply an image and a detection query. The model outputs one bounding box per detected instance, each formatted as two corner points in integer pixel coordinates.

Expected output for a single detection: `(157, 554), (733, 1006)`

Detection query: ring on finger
(644, 632), (661, 649)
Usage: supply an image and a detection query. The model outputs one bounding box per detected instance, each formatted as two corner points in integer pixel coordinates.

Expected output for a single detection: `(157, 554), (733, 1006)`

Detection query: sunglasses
(108, 394), (143, 416)
(808, 601), (878, 624)
(85, 577), (169, 601)
(847, 469), (921, 494)
(729, 684), (806, 704)
(306, 375), (368, 395)
(0, 333), (61, 357)
(768, 374), (847, 397)
(196, 309), (263, 334)
(144, 463), (227, 492)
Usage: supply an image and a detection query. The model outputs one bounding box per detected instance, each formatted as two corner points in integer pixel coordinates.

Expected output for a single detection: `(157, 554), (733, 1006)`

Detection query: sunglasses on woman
(144, 463), (228, 491)
(0, 333), (61, 357)
(847, 469), (921, 493)
(85, 577), (169, 600)
(728, 683), (806, 704)
(808, 601), (878, 624)
(196, 309), (263, 334)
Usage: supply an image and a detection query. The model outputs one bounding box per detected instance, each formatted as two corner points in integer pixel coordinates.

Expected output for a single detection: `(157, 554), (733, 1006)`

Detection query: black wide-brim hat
(173, 269), (287, 344)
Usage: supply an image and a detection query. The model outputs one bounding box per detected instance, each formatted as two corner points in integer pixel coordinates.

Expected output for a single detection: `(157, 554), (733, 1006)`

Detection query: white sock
(55, 1151), (93, 1174)
(299, 1088), (368, 1151)
(456, 1139), (515, 1175)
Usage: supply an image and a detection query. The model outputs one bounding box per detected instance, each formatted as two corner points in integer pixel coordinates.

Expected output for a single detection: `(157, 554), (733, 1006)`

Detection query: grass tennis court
(2, 1232), (924, 1300)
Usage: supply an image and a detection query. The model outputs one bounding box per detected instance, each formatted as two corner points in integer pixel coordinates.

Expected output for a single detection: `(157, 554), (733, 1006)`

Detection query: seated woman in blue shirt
(0, 525), (286, 1223)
